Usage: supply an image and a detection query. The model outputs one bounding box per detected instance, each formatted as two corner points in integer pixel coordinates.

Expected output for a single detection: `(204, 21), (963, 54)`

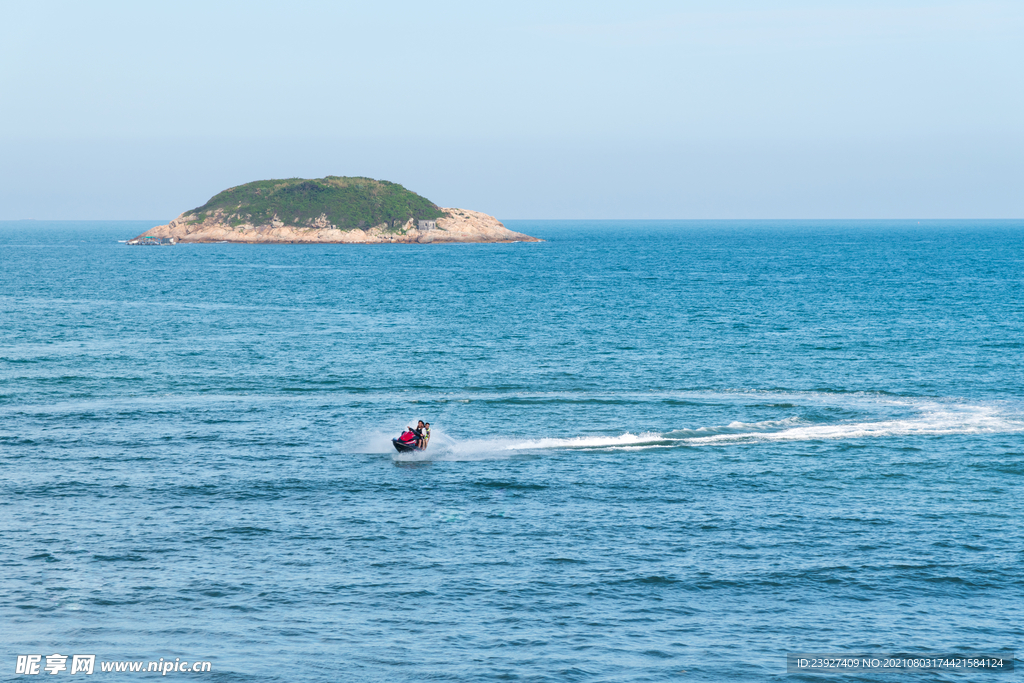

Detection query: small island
(129, 176), (540, 244)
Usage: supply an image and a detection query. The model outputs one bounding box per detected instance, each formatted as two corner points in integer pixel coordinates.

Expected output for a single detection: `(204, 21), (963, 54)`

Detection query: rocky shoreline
(130, 208), (540, 244)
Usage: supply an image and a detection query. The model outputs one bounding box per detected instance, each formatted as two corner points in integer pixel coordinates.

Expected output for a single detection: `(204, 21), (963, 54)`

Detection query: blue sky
(1, 0), (1021, 219)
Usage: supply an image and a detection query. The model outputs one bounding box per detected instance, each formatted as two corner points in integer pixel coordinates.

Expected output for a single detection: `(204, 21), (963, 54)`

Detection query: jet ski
(392, 429), (423, 453)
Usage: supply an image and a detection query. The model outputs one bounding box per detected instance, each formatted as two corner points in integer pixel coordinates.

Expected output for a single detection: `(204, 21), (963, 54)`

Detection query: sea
(1, 220), (1021, 682)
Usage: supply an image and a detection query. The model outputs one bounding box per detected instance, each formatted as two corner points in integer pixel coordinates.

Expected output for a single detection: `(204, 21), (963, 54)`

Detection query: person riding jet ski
(393, 421), (428, 452)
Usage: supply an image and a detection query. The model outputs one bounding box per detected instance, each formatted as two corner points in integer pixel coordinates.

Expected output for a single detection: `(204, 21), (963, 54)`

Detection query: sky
(1, 0), (1021, 219)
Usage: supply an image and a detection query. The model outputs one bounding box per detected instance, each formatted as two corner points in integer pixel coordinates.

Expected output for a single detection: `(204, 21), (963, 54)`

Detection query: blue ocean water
(1, 220), (1022, 682)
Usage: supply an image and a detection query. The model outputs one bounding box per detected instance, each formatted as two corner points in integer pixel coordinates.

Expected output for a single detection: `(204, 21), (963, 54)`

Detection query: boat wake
(361, 397), (1024, 462)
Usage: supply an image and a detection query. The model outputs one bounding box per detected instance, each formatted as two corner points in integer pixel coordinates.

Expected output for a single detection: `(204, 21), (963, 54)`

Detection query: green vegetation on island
(186, 176), (445, 230)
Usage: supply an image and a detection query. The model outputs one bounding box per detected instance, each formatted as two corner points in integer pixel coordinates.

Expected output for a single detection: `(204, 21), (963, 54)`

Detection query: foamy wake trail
(501, 432), (669, 450)
(382, 431), (671, 461)
(364, 400), (1023, 460)
(396, 432), (659, 461)
(632, 403), (1022, 449)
